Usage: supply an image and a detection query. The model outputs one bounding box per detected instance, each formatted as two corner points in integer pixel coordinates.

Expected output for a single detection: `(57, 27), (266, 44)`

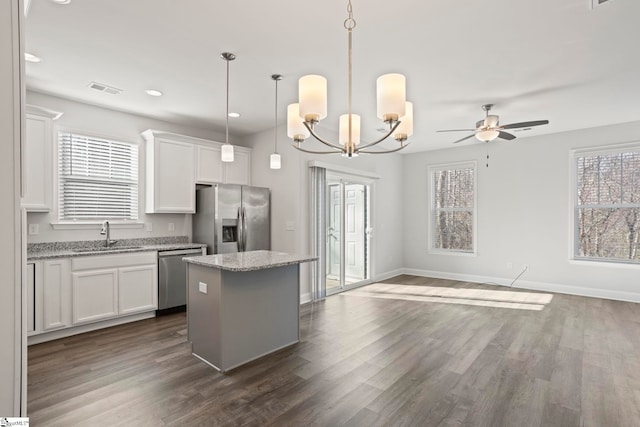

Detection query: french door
(326, 174), (371, 295)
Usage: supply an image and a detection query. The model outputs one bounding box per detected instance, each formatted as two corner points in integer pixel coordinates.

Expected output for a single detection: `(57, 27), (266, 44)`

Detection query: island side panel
(187, 263), (223, 370)
(220, 264), (300, 371)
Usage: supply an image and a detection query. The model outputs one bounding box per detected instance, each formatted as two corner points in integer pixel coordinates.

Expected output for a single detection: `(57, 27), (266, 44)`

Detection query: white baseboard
(300, 292), (311, 305)
(402, 268), (640, 304)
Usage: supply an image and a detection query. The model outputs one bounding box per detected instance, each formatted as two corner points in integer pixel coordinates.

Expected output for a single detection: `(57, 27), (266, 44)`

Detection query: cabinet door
(72, 269), (118, 324)
(146, 138), (195, 213)
(118, 264), (158, 315)
(196, 145), (223, 184)
(41, 259), (71, 331)
(22, 114), (53, 211)
(27, 263), (35, 334)
(224, 148), (251, 185)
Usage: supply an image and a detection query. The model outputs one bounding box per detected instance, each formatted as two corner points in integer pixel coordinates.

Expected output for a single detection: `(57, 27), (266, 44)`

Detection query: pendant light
(221, 52), (235, 162)
(270, 74), (283, 170)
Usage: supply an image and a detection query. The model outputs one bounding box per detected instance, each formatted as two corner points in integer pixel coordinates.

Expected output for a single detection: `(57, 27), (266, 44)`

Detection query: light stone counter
(182, 250), (317, 272)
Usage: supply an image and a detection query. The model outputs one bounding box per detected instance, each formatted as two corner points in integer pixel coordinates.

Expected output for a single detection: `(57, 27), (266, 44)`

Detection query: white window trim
(569, 141), (640, 266)
(428, 160), (477, 256)
(53, 126), (142, 228)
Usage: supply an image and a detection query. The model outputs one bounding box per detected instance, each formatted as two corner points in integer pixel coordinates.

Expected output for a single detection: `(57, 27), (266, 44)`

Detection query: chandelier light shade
(270, 74), (283, 170)
(339, 114), (361, 146)
(287, 103), (310, 141)
(376, 73), (406, 122)
(221, 52), (235, 162)
(394, 101), (414, 141)
(287, 0), (413, 157)
(299, 75), (328, 123)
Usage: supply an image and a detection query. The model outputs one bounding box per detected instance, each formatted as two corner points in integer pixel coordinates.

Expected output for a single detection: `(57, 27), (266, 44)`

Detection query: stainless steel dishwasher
(158, 248), (203, 312)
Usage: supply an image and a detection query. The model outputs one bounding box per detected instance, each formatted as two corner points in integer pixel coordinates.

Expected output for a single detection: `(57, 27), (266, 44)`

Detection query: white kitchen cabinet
(40, 259), (72, 331)
(72, 269), (118, 324)
(224, 146), (252, 185)
(118, 264), (158, 315)
(196, 144), (224, 184)
(26, 263), (35, 334)
(21, 105), (62, 212)
(71, 252), (157, 325)
(143, 130), (196, 213)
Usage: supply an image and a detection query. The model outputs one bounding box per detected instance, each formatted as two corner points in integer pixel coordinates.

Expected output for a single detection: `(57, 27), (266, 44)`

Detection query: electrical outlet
(168, 222), (175, 231)
(145, 222), (153, 232)
(198, 282), (208, 294)
(28, 224), (39, 235)
(285, 221), (295, 231)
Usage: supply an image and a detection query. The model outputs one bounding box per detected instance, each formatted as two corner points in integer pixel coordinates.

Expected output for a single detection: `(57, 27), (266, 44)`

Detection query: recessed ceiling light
(51, 0), (71, 4)
(145, 89), (163, 97)
(228, 112), (240, 118)
(24, 53), (41, 63)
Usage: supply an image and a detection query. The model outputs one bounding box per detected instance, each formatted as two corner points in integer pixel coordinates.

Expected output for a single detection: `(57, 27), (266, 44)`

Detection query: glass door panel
(326, 176), (370, 295)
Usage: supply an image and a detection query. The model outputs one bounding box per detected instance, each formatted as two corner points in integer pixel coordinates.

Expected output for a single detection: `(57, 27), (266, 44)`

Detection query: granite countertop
(27, 236), (206, 261)
(183, 250), (317, 272)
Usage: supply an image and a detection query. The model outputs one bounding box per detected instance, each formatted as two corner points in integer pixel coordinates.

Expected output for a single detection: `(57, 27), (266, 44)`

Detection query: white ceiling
(24, 0), (640, 152)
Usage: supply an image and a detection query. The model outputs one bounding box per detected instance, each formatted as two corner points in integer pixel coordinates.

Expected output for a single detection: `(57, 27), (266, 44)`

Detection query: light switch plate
(168, 222), (175, 231)
(286, 221), (295, 231)
(198, 282), (207, 294)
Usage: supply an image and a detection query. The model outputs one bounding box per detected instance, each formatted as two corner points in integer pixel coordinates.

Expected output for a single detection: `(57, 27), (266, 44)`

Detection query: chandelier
(287, 0), (413, 157)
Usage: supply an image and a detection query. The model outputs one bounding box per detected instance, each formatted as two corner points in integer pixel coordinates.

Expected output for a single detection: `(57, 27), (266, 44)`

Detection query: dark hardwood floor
(28, 275), (640, 426)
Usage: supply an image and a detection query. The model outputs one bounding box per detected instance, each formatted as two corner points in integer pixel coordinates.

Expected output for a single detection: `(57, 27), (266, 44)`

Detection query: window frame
(570, 142), (640, 265)
(53, 127), (143, 228)
(428, 160), (477, 256)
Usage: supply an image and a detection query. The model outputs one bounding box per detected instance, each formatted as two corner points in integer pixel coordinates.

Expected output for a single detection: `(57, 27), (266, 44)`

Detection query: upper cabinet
(143, 130), (196, 213)
(22, 105), (63, 212)
(223, 147), (251, 185)
(143, 130), (251, 213)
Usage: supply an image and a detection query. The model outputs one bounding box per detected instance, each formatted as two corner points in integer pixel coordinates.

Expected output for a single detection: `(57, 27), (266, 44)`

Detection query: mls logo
(0, 418), (8, 427)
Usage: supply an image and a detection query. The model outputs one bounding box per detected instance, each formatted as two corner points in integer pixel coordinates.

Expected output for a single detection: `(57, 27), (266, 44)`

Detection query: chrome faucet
(100, 220), (115, 247)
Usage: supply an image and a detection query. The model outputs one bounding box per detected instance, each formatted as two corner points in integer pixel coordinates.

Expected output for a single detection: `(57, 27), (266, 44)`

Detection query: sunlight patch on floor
(342, 283), (553, 311)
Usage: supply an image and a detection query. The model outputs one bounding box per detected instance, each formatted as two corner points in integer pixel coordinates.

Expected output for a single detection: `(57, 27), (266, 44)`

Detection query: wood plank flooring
(27, 275), (640, 426)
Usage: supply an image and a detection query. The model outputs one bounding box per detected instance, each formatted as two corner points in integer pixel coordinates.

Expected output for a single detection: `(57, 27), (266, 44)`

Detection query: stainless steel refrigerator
(193, 184), (270, 254)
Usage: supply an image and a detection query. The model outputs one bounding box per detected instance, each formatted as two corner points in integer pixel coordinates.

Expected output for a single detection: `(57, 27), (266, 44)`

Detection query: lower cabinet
(29, 252), (158, 340)
(71, 252), (158, 326)
(72, 268), (119, 324)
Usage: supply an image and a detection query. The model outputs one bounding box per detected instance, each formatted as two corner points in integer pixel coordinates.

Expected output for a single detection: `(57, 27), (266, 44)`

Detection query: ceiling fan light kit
(286, 0), (413, 157)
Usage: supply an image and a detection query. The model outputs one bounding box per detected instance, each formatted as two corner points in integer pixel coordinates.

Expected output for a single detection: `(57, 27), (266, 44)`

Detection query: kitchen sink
(72, 246), (143, 253)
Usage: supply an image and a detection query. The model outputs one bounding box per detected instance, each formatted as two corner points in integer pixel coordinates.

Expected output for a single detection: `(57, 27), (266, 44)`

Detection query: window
(430, 162), (476, 253)
(58, 132), (139, 221)
(574, 147), (640, 263)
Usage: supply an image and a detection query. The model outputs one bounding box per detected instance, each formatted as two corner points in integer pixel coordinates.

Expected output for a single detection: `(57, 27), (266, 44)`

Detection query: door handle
(242, 207), (248, 251)
(236, 207), (242, 252)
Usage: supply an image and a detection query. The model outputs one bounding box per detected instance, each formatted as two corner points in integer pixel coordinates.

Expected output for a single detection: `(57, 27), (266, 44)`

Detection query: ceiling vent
(590, 0), (614, 9)
(88, 81), (122, 95)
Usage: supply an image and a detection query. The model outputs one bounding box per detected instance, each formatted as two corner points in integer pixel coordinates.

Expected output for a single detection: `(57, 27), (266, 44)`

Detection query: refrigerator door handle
(237, 207), (243, 252)
(242, 207), (248, 252)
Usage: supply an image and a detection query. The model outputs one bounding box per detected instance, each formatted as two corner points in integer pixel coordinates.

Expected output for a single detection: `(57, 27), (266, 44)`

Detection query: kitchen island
(183, 250), (317, 373)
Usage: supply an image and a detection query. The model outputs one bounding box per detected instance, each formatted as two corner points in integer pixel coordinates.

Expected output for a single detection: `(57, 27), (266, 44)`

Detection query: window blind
(58, 132), (138, 221)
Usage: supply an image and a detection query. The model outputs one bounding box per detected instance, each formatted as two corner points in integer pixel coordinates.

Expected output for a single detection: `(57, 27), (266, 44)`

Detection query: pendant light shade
(270, 153), (281, 169)
(221, 52), (235, 163)
(299, 75), (328, 123)
(287, 103), (310, 142)
(221, 143), (234, 162)
(376, 73), (406, 123)
(339, 114), (361, 146)
(394, 102), (413, 141)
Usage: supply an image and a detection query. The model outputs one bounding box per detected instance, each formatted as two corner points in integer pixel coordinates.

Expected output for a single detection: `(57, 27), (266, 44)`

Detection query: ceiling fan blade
(498, 131), (516, 140)
(501, 120), (549, 130)
(437, 129), (476, 133)
(452, 134), (476, 144)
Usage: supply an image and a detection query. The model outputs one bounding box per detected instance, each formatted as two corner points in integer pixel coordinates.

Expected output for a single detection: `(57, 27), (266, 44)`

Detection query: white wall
(25, 90), (231, 243)
(1, 0), (22, 416)
(403, 120), (640, 302)
(243, 126), (405, 301)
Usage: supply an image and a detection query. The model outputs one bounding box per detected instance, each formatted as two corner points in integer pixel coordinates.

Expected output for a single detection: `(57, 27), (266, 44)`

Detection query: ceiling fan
(437, 104), (549, 144)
